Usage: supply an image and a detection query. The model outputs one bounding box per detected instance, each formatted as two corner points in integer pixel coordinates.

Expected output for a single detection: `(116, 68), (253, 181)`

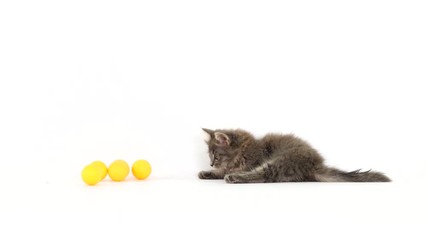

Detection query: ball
(108, 160), (130, 181)
(91, 161), (107, 180)
(132, 159), (152, 180)
(82, 164), (103, 185)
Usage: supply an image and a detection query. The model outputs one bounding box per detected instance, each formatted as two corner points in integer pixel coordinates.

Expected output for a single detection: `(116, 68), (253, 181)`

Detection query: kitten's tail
(315, 168), (391, 182)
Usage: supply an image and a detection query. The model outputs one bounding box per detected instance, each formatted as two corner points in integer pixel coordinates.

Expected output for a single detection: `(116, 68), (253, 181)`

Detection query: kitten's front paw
(199, 171), (215, 179)
(225, 174), (244, 184)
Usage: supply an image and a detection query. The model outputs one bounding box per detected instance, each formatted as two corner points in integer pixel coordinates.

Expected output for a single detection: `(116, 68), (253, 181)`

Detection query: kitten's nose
(210, 162), (214, 167)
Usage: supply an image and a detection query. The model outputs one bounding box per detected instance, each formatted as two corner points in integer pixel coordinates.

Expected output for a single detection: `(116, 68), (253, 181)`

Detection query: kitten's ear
(214, 132), (230, 147)
(202, 128), (214, 135)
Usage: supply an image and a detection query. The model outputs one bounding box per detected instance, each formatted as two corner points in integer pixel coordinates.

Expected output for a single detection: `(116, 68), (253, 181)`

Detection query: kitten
(199, 128), (391, 183)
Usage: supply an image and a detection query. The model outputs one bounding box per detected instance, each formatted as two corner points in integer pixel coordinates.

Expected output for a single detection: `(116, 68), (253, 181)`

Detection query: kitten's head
(202, 128), (253, 168)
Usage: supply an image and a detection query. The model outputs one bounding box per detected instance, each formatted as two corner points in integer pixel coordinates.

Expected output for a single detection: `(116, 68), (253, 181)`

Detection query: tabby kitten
(199, 128), (390, 183)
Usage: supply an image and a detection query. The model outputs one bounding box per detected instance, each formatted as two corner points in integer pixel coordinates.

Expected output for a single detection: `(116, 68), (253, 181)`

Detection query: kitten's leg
(225, 160), (282, 183)
(198, 170), (225, 179)
(225, 172), (264, 183)
(224, 157), (284, 183)
(226, 148), (322, 184)
(225, 169), (267, 184)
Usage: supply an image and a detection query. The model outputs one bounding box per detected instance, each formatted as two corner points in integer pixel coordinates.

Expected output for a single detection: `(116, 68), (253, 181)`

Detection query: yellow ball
(91, 161), (107, 180)
(108, 160), (130, 181)
(132, 160), (152, 180)
(82, 164), (103, 185)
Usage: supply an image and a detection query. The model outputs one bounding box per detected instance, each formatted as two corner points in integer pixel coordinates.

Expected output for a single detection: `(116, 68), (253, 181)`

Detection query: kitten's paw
(198, 171), (215, 179)
(225, 174), (244, 184)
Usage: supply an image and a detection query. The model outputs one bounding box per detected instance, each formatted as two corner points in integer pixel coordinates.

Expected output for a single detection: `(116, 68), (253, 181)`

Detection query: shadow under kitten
(199, 128), (391, 183)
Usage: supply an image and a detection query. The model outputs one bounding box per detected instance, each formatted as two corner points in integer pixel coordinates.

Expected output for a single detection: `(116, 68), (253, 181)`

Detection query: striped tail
(315, 168), (391, 182)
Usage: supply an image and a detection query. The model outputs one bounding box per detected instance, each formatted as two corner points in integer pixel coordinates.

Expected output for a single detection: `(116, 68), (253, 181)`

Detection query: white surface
(1, 1), (426, 239)
(1, 178), (426, 239)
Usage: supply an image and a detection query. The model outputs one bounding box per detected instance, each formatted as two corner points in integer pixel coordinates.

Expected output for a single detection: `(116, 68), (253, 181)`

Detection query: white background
(1, 1), (426, 239)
